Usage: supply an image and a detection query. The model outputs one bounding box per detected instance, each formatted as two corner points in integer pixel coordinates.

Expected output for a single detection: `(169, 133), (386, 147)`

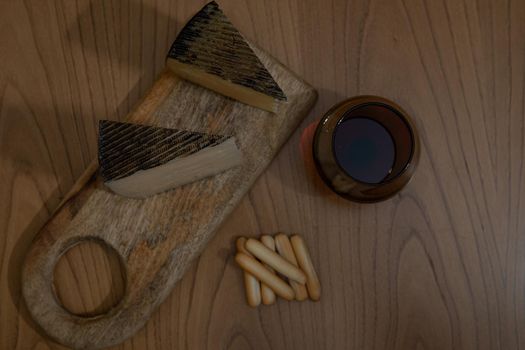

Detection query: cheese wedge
(166, 1), (287, 113)
(98, 120), (242, 198)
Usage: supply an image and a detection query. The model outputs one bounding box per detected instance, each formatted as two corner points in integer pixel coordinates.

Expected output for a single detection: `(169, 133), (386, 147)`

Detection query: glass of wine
(312, 96), (419, 202)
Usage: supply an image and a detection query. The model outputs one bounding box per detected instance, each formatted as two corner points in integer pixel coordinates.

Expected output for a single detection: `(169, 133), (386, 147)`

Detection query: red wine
(333, 117), (395, 184)
(313, 96), (418, 202)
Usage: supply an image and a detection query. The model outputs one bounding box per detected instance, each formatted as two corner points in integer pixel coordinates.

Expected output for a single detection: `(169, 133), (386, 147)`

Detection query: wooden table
(1, 0), (524, 349)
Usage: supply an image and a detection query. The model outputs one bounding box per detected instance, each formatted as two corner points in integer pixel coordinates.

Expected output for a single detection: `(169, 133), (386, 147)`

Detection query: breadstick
(260, 235), (277, 305)
(236, 237), (252, 256)
(235, 253), (295, 300)
(290, 235), (321, 301)
(236, 237), (261, 307)
(274, 234), (308, 301)
(245, 238), (306, 284)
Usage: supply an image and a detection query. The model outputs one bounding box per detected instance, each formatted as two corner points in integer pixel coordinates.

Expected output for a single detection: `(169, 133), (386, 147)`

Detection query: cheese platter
(21, 2), (317, 349)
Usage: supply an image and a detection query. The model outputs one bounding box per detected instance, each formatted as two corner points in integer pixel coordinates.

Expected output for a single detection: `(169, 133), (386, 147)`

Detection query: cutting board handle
(25, 232), (128, 317)
(22, 172), (197, 349)
(21, 170), (144, 348)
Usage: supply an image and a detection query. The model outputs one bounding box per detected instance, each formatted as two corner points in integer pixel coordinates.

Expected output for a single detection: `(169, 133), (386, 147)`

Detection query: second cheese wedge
(98, 120), (242, 198)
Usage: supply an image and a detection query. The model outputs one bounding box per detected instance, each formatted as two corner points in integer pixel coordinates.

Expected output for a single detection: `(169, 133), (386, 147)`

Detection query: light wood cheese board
(21, 43), (317, 349)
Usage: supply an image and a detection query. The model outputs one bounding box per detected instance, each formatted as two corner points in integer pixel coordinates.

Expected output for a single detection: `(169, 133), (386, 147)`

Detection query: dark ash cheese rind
(98, 120), (229, 182)
(167, 1), (287, 101)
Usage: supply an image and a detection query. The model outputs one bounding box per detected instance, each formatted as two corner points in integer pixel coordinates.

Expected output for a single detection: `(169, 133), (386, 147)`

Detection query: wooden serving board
(21, 46), (317, 349)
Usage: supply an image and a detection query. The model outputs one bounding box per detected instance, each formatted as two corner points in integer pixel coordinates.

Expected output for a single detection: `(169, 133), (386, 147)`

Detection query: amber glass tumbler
(312, 96), (419, 202)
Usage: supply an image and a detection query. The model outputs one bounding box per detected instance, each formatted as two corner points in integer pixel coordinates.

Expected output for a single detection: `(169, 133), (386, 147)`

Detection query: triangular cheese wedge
(98, 120), (242, 198)
(166, 1), (286, 113)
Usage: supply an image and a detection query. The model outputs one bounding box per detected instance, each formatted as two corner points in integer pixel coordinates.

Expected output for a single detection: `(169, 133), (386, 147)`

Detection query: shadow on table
(7, 197), (56, 342)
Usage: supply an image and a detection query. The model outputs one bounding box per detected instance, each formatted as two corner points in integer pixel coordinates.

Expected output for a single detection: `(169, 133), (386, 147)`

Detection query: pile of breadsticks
(235, 233), (320, 307)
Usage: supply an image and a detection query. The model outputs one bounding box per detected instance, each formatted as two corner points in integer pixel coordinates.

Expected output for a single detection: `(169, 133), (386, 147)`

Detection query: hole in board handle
(52, 238), (127, 318)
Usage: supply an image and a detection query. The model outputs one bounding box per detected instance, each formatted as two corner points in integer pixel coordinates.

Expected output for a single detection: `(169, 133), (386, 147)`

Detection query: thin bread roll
(274, 234), (308, 301)
(236, 237), (261, 307)
(290, 235), (321, 301)
(235, 253), (295, 301)
(236, 237), (252, 256)
(260, 235), (277, 305)
(245, 238), (306, 284)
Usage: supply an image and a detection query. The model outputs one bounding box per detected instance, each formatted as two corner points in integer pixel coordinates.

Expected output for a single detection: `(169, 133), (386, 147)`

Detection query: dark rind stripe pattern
(98, 120), (229, 182)
(167, 1), (286, 101)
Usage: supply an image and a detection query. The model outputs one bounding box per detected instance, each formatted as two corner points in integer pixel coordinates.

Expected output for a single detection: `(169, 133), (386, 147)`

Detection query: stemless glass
(312, 96), (419, 202)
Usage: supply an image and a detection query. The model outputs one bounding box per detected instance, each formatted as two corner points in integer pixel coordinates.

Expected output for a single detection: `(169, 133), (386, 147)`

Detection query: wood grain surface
(1, 0), (524, 349)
